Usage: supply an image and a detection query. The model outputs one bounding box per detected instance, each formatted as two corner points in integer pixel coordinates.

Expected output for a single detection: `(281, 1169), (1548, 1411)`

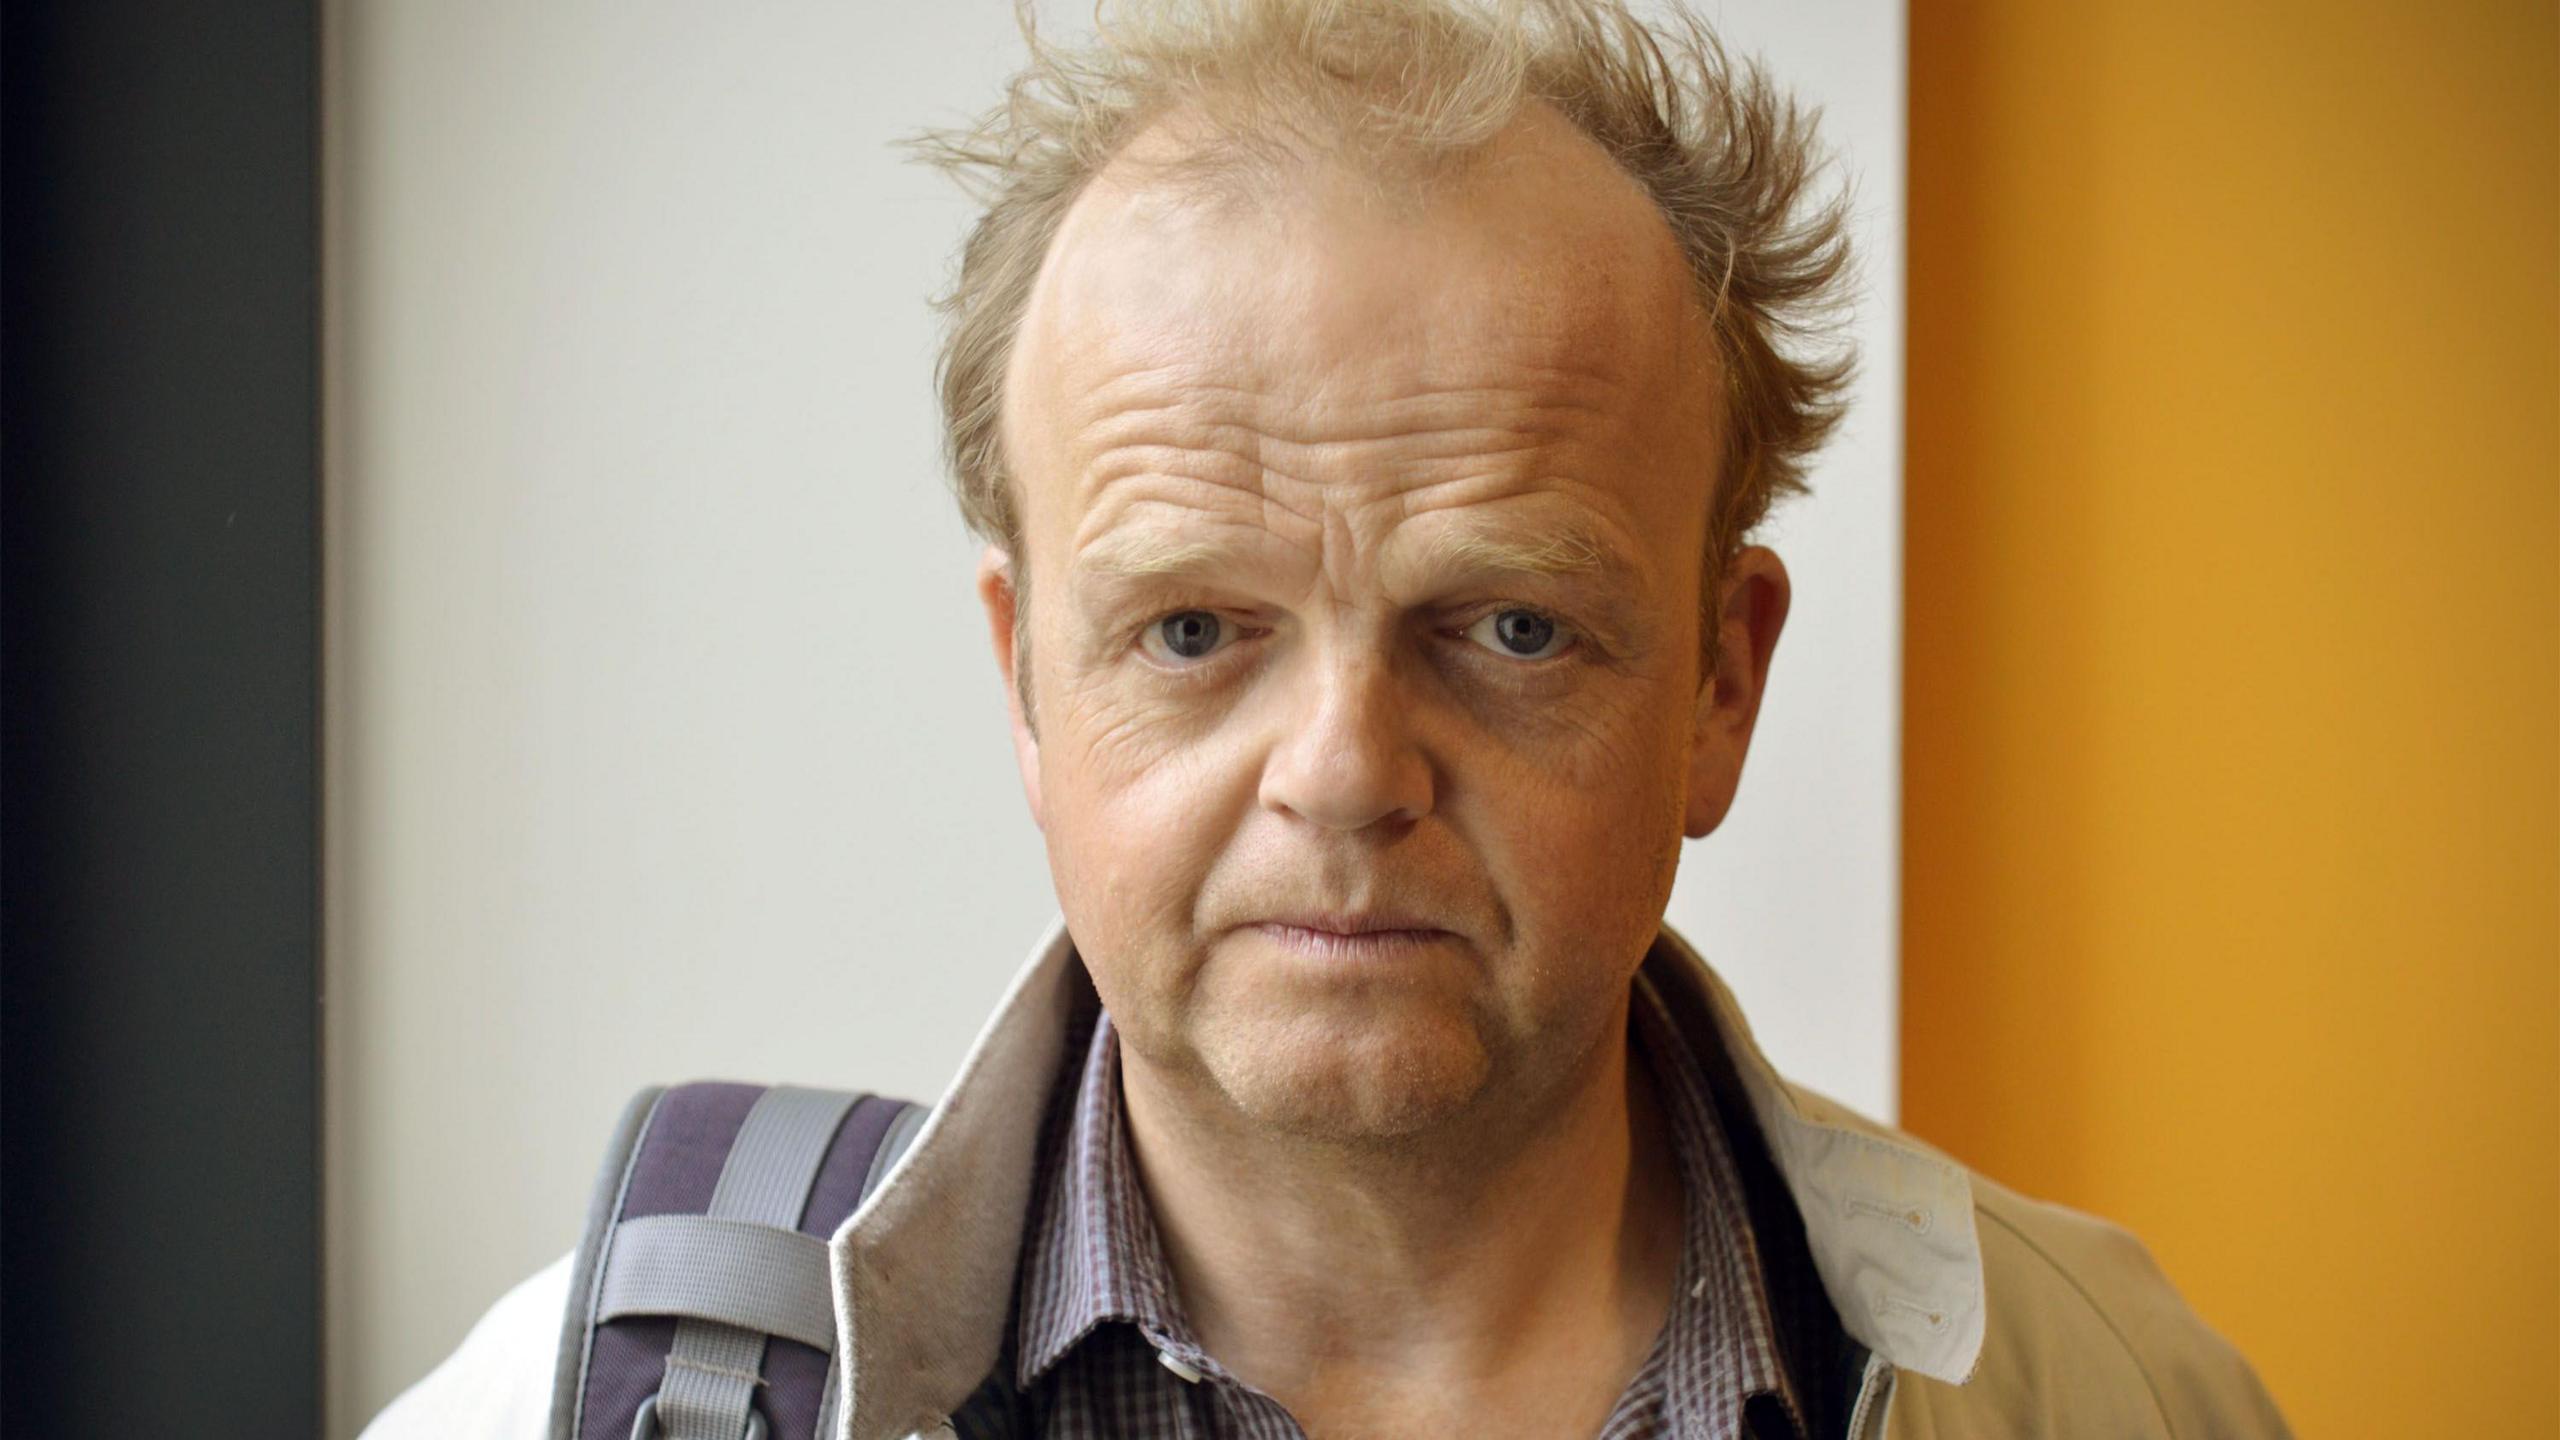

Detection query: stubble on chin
(1122, 950), (1633, 1158)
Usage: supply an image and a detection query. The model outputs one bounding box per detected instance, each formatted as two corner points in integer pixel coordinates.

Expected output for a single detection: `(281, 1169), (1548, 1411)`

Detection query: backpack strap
(550, 1082), (930, 1440)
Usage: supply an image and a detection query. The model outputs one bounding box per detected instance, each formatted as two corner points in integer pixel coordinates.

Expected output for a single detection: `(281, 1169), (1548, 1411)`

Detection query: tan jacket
(363, 915), (2293, 1439)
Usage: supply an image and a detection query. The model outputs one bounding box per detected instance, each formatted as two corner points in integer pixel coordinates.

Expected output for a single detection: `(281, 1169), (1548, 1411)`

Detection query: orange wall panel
(1904, 3), (2558, 1435)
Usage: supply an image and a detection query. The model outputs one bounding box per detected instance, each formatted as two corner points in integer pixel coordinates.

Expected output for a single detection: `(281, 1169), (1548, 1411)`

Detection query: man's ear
(975, 544), (1044, 832)
(1683, 545), (1791, 839)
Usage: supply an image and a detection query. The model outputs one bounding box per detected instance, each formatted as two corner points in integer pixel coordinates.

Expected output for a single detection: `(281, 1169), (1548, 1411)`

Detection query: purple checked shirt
(947, 971), (1813, 1440)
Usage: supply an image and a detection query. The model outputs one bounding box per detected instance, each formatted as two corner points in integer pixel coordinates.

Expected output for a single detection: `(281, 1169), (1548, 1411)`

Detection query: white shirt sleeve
(356, 1251), (574, 1440)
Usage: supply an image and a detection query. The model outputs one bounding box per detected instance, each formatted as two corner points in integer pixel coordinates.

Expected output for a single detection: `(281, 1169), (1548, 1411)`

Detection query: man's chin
(1198, 1017), (1498, 1146)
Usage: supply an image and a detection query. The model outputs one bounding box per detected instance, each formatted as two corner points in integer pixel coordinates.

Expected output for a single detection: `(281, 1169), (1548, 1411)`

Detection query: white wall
(1668, 0), (1907, 1135)
(321, 2), (1903, 1433)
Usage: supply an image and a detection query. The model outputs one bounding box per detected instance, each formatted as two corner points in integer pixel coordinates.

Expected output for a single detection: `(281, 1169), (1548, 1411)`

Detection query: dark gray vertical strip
(0, 0), (319, 1433)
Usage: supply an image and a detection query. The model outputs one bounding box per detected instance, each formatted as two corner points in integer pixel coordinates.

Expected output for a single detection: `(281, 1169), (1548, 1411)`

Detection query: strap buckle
(630, 1395), (771, 1440)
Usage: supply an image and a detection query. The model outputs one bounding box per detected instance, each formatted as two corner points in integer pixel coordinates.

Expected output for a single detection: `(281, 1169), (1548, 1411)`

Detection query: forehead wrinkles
(1030, 217), (1683, 444)
(1008, 108), (1714, 574)
(1056, 361), (1645, 561)
(1068, 356), (1635, 477)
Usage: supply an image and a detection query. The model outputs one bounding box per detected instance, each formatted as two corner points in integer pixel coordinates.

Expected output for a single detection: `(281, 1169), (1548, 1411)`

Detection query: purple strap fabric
(574, 1084), (913, 1440)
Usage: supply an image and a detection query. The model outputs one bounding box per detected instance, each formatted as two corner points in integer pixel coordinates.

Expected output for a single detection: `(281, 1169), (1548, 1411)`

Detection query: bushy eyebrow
(1401, 521), (1653, 647)
(1077, 513), (1628, 580)
(1426, 521), (1617, 579)
(1071, 514), (1649, 633)
(1073, 531), (1252, 581)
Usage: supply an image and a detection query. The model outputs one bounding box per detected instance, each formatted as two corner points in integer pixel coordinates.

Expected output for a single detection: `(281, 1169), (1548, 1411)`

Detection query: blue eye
(1139, 610), (1231, 664)
(1464, 607), (1573, 660)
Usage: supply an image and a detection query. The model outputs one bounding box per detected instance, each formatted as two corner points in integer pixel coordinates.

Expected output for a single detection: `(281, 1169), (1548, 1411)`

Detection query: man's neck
(1116, 1000), (1688, 1437)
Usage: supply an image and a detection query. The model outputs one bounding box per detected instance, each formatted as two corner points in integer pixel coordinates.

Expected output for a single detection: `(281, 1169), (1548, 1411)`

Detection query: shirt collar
(1011, 1004), (1181, 1387)
(827, 914), (1986, 1440)
(1630, 968), (1807, 1437)
(1011, 991), (1806, 1438)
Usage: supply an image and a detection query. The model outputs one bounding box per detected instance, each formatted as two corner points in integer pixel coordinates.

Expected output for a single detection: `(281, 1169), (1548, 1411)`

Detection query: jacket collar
(826, 913), (1986, 1440)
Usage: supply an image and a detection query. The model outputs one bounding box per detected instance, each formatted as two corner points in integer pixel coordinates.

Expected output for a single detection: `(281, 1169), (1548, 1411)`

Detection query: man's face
(979, 104), (1787, 1143)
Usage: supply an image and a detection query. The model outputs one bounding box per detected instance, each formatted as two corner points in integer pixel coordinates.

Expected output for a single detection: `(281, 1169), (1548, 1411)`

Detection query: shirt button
(1156, 1348), (1207, 1384)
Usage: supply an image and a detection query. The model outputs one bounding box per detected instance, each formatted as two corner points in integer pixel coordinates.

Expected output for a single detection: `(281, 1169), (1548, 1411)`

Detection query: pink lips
(1253, 913), (1450, 959)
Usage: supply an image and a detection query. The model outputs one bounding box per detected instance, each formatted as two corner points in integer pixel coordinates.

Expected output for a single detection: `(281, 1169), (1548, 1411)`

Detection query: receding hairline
(998, 95), (1719, 520)
(1068, 82), (1592, 225)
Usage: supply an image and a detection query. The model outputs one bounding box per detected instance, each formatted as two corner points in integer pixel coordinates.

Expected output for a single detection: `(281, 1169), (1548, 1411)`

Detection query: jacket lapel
(1639, 923), (1987, 1386)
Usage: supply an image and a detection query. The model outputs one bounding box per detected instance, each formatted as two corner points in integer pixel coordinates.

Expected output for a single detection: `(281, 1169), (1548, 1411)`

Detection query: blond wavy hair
(903, 0), (1854, 681)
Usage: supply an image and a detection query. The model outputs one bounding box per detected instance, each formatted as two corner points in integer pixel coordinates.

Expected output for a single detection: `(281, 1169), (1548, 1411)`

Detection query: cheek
(1040, 680), (1251, 961)
(1469, 695), (1691, 940)
(1044, 641), (1225, 779)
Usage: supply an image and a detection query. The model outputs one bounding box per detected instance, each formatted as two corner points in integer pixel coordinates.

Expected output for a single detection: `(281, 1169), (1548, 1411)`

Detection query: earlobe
(1679, 546), (1791, 840)
(975, 546), (1045, 831)
(1682, 681), (1737, 839)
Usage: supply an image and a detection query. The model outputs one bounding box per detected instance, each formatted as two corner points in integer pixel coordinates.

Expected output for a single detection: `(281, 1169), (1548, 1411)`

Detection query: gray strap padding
(554, 1085), (664, 1440)
(812, 1361), (843, 1440)
(652, 1086), (859, 1440)
(595, 1213), (835, 1354)
(708, 1087), (860, 1224)
(861, 1102), (929, 1201)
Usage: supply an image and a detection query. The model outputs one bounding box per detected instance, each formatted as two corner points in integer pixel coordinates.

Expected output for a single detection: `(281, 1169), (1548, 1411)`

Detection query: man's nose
(1256, 647), (1435, 833)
